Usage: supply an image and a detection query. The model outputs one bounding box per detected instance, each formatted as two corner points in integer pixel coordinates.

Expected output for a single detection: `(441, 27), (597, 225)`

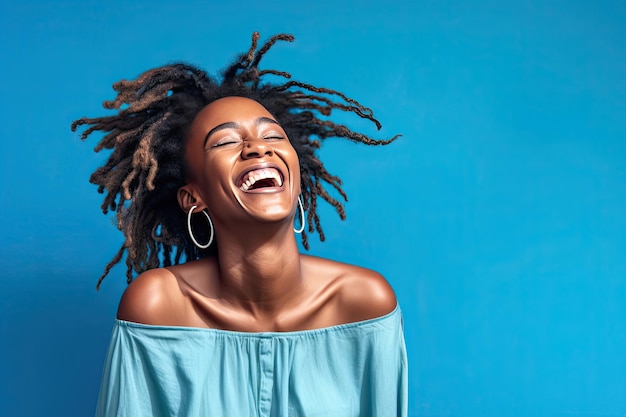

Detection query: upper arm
(117, 268), (183, 325)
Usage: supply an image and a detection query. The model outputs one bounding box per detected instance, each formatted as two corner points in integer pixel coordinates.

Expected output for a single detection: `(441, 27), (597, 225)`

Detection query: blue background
(1, 1), (625, 416)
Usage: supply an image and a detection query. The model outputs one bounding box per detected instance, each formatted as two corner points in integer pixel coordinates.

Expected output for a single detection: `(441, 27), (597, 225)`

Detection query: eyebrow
(203, 117), (280, 147)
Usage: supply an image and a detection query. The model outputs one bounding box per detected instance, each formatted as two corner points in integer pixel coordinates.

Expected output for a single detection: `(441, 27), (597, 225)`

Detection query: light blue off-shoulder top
(96, 305), (407, 417)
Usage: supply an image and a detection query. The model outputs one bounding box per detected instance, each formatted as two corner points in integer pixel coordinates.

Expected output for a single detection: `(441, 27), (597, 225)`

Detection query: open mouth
(239, 167), (284, 191)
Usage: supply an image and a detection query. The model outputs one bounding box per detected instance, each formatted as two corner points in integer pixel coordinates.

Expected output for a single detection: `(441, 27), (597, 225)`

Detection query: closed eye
(210, 137), (242, 148)
(210, 142), (234, 148)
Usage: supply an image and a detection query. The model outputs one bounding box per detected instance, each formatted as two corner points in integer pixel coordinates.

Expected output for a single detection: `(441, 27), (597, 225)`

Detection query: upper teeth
(240, 168), (283, 191)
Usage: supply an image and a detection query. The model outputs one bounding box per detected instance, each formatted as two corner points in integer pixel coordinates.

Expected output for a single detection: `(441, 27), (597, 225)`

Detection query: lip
(235, 162), (286, 192)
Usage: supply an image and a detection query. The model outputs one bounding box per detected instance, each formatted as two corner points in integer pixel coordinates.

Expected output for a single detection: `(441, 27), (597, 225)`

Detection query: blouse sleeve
(95, 322), (188, 417)
(95, 322), (146, 417)
(363, 308), (408, 416)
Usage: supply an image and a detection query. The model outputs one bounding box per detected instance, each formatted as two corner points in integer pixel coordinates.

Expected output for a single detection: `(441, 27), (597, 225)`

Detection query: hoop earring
(187, 205), (214, 249)
(294, 196), (305, 234)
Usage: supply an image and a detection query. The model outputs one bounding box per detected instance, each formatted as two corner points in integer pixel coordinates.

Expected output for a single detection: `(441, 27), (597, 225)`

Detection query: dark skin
(118, 97), (396, 332)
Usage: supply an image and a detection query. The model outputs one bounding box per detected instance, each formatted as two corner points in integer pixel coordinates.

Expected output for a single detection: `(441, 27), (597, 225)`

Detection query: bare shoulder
(116, 267), (185, 325)
(302, 255), (397, 323)
(335, 262), (397, 321)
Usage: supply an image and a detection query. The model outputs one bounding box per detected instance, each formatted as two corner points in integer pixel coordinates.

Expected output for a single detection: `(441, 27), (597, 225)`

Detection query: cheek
(201, 154), (238, 191)
(281, 141), (300, 165)
(287, 151), (302, 192)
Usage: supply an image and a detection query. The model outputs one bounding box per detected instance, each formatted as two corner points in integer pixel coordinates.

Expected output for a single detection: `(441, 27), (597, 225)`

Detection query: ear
(177, 185), (207, 212)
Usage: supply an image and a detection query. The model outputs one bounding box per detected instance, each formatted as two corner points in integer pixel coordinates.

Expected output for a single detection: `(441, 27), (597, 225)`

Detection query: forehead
(191, 96), (274, 129)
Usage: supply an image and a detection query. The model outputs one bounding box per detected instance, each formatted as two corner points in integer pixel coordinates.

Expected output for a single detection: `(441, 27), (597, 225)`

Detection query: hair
(72, 32), (399, 289)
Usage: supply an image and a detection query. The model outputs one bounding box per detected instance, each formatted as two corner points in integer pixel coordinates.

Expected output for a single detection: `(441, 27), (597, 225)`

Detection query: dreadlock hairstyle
(72, 32), (399, 289)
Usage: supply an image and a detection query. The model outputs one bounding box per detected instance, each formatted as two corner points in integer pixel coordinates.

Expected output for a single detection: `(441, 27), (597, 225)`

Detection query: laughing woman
(73, 33), (407, 417)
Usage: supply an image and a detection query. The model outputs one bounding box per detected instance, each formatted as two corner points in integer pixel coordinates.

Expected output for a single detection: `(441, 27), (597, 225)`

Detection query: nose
(242, 138), (273, 159)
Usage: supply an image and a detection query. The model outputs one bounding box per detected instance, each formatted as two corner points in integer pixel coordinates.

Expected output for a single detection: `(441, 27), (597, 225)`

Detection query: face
(182, 96), (301, 227)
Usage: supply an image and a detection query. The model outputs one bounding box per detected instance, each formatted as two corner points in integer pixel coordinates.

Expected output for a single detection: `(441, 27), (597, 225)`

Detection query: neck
(214, 223), (303, 319)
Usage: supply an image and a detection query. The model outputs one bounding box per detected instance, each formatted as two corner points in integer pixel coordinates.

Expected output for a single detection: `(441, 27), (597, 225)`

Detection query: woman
(74, 32), (407, 417)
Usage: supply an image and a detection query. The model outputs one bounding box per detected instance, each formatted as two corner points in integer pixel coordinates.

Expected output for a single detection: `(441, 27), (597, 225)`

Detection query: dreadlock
(72, 32), (399, 289)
